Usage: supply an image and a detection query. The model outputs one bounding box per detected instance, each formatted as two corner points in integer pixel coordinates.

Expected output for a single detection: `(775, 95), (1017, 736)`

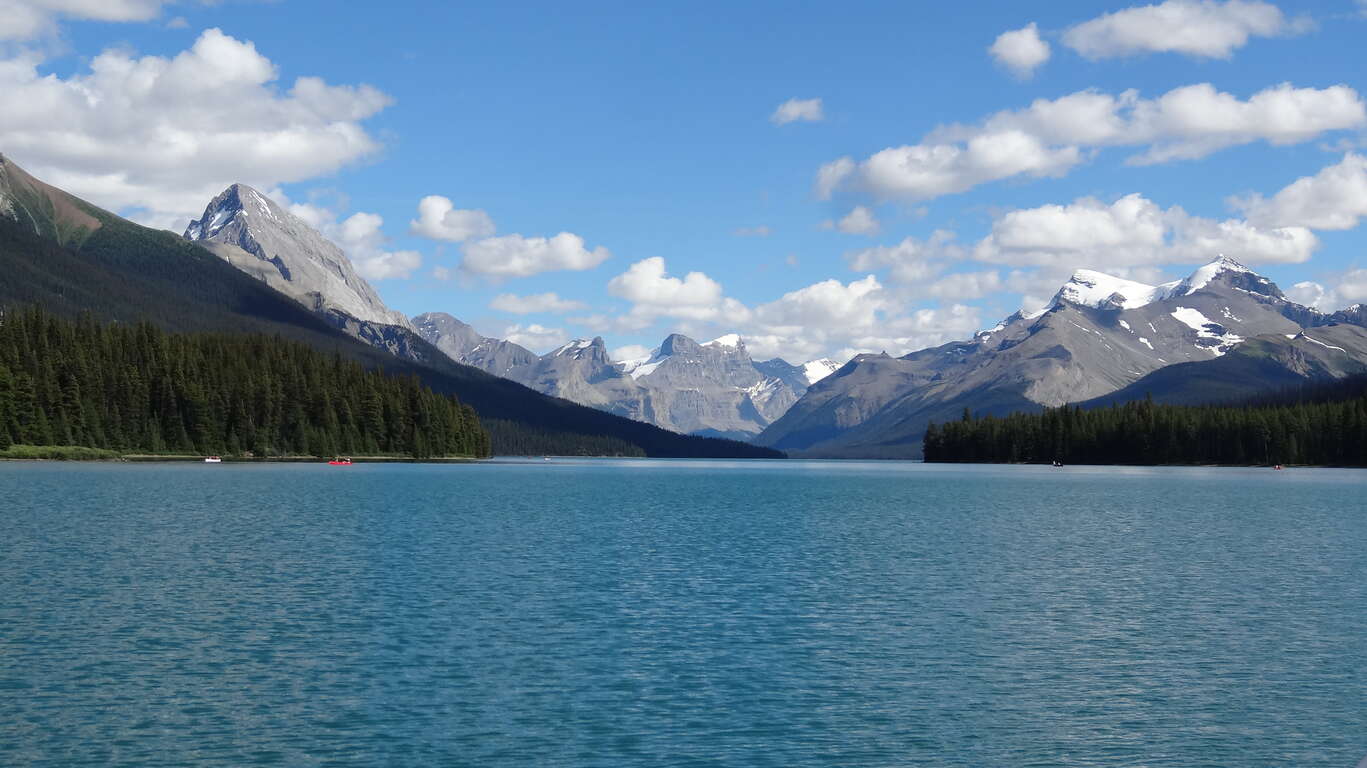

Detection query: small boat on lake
(328, 457), (353, 466)
(204, 456), (222, 463)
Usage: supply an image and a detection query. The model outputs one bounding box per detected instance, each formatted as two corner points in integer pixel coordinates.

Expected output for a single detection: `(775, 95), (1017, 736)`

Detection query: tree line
(924, 379), (1367, 467)
(0, 307), (491, 458)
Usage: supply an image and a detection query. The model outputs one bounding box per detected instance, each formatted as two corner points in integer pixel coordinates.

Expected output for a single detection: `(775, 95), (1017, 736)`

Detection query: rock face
(185, 184), (409, 329)
(411, 321), (840, 439)
(413, 312), (539, 377)
(756, 257), (1367, 458)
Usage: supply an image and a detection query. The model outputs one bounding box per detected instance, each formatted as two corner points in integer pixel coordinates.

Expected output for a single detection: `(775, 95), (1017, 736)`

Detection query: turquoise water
(2, 460), (1366, 766)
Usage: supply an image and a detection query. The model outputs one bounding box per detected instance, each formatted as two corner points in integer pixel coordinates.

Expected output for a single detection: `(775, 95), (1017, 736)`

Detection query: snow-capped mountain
(756, 257), (1367, 458)
(411, 321), (846, 439)
(185, 184), (409, 329)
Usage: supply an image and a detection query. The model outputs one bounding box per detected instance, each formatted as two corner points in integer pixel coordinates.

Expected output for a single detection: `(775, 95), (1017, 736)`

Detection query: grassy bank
(0, 444), (122, 460)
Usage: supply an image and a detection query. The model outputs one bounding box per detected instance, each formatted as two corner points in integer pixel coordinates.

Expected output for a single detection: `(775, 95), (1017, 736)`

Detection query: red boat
(328, 457), (353, 466)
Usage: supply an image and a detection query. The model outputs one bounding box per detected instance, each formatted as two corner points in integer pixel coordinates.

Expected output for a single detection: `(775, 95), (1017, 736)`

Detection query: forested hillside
(924, 378), (1367, 467)
(0, 308), (490, 458)
(0, 207), (781, 459)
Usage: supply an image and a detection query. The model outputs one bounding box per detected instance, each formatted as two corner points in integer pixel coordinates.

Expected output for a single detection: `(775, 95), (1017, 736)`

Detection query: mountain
(0, 153), (780, 459)
(185, 184), (410, 328)
(1082, 323), (1367, 407)
(413, 312), (539, 377)
(756, 257), (1365, 458)
(412, 320), (842, 439)
(1, 153), (103, 249)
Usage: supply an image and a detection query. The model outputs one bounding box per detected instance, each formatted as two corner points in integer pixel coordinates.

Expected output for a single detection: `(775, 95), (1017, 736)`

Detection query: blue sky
(4, 0), (1367, 362)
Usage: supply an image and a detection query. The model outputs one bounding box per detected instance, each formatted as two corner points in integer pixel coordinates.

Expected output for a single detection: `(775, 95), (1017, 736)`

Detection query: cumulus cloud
(816, 82), (1364, 201)
(611, 344), (652, 363)
(502, 324), (570, 353)
(771, 97), (824, 125)
(0, 0), (171, 40)
(1287, 270), (1367, 311)
(489, 292), (589, 314)
(597, 257), (987, 362)
(269, 195), (422, 281)
(924, 270), (1008, 300)
(0, 28), (392, 228)
(461, 232), (610, 278)
(1063, 0), (1305, 60)
(971, 193), (1317, 267)
(333, 211), (422, 280)
(1238, 153), (1367, 230)
(845, 231), (965, 286)
(605, 257), (746, 328)
(824, 205), (881, 235)
(989, 22), (1051, 79)
(409, 195), (496, 242)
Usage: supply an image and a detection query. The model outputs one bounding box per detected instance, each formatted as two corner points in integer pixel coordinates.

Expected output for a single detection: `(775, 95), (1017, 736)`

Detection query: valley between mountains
(6, 151), (1367, 459)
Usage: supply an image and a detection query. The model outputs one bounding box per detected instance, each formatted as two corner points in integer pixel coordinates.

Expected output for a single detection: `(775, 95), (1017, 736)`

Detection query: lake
(2, 459), (1366, 766)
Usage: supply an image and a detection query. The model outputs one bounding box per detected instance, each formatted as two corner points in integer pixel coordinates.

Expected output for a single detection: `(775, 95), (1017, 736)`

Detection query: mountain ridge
(0, 153), (780, 459)
(756, 257), (1366, 458)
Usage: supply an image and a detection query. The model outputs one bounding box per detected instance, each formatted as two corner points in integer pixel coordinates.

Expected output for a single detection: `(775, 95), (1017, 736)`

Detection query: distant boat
(328, 457), (353, 466)
(204, 456), (222, 463)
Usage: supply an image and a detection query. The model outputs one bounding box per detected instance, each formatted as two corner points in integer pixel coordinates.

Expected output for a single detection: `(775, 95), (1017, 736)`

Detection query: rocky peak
(658, 333), (702, 357)
(552, 338), (612, 364)
(184, 184), (409, 329)
(1172, 255), (1280, 299)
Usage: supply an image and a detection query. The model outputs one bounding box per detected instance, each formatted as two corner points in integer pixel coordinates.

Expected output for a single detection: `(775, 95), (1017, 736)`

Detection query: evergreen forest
(924, 378), (1367, 467)
(0, 307), (491, 458)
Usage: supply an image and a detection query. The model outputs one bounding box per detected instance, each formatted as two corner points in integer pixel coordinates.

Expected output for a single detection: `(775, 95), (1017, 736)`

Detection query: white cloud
(825, 205), (881, 235)
(274, 198), (423, 281)
(605, 257), (743, 327)
(597, 258), (987, 362)
(611, 344), (651, 362)
(1286, 280), (1327, 308)
(734, 225), (772, 237)
(845, 230), (963, 283)
(432, 265), (453, 281)
(924, 270), (1007, 300)
(461, 232), (610, 278)
(0, 28), (392, 228)
(990, 22), (1051, 79)
(814, 156), (856, 200)
(409, 195), (496, 242)
(1238, 153), (1367, 230)
(165, 15), (188, 30)
(817, 82), (1364, 202)
(1336, 269), (1367, 305)
(1063, 0), (1304, 60)
(489, 292), (589, 314)
(352, 249), (422, 281)
(333, 211), (422, 280)
(771, 97), (824, 125)
(0, 0), (171, 40)
(1287, 270), (1367, 311)
(502, 323), (569, 353)
(971, 192), (1317, 267)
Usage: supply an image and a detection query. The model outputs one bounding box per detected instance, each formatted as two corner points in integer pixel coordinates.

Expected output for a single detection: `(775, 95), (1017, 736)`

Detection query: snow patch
(1299, 334), (1347, 353)
(1138, 337), (1153, 350)
(704, 333), (742, 348)
(1118, 320), (1131, 331)
(1171, 307), (1244, 356)
(801, 359), (841, 385)
(1055, 270), (1168, 310)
